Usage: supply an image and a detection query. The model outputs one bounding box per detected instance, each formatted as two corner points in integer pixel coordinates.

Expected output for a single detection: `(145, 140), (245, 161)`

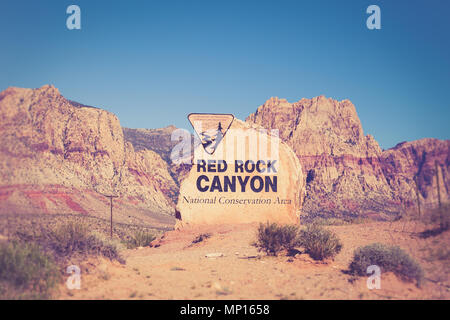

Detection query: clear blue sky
(1, 0), (449, 149)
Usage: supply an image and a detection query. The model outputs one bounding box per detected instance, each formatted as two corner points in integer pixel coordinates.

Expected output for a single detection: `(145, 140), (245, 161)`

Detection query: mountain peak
(264, 96), (289, 104)
(37, 84), (60, 95)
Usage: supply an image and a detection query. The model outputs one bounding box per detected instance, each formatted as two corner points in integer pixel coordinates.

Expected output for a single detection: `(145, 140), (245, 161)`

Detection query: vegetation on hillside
(0, 241), (60, 299)
(297, 224), (342, 260)
(349, 243), (424, 287)
(0, 214), (163, 299)
(254, 222), (342, 260)
(255, 223), (298, 256)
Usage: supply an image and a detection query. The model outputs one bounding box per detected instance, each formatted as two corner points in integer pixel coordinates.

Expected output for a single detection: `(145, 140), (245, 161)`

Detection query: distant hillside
(123, 126), (178, 163)
(123, 126), (193, 187)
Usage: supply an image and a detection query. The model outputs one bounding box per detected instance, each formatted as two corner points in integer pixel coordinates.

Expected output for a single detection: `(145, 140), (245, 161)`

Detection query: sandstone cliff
(247, 96), (449, 218)
(123, 126), (192, 188)
(381, 139), (449, 209)
(0, 85), (177, 226)
(123, 126), (177, 163)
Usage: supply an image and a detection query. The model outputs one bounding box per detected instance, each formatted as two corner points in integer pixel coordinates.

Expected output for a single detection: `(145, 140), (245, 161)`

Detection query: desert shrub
(255, 223), (299, 256)
(0, 241), (60, 299)
(14, 221), (124, 263)
(297, 224), (342, 260)
(49, 221), (92, 255)
(309, 217), (350, 226)
(349, 243), (424, 286)
(50, 222), (123, 261)
(125, 230), (156, 249)
(302, 215), (370, 226)
(192, 233), (211, 244)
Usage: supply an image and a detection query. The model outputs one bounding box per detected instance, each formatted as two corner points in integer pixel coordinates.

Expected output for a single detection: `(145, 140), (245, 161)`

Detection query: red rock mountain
(247, 96), (449, 219)
(122, 126), (192, 189)
(381, 139), (449, 210)
(1, 86), (448, 222)
(0, 85), (176, 226)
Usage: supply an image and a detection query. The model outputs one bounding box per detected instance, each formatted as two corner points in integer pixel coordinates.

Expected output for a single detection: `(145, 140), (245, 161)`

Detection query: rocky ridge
(1, 86), (448, 222)
(123, 126), (192, 187)
(246, 96), (449, 218)
(0, 85), (177, 225)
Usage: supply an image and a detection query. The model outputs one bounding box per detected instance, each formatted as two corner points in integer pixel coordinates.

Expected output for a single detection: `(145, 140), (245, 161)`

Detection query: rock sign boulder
(176, 119), (305, 226)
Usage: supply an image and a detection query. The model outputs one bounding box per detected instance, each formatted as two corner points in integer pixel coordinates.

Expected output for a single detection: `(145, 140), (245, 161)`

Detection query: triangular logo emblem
(188, 113), (234, 155)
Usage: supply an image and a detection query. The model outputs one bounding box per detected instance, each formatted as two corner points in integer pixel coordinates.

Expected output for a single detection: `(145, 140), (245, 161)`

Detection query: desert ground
(57, 219), (449, 300)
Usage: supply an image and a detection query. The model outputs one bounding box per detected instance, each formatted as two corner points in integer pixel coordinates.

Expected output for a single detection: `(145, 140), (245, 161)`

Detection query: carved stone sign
(176, 117), (305, 225)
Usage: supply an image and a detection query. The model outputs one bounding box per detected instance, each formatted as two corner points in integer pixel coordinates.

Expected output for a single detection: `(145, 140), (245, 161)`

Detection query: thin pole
(110, 196), (113, 238)
(99, 193), (118, 239)
(435, 161), (442, 209)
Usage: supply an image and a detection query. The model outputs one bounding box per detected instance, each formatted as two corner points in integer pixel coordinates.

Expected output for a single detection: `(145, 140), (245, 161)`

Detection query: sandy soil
(58, 221), (449, 300)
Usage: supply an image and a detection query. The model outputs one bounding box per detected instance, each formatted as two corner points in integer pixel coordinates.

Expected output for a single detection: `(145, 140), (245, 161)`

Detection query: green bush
(125, 230), (156, 249)
(192, 233), (211, 244)
(349, 243), (424, 286)
(50, 222), (123, 262)
(297, 224), (342, 260)
(255, 223), (298, 256)
(307, 217), (350, 226)
(0, 241), (60, 299)
(15, 221), (123, 263)
(49, 221), (92, 255)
